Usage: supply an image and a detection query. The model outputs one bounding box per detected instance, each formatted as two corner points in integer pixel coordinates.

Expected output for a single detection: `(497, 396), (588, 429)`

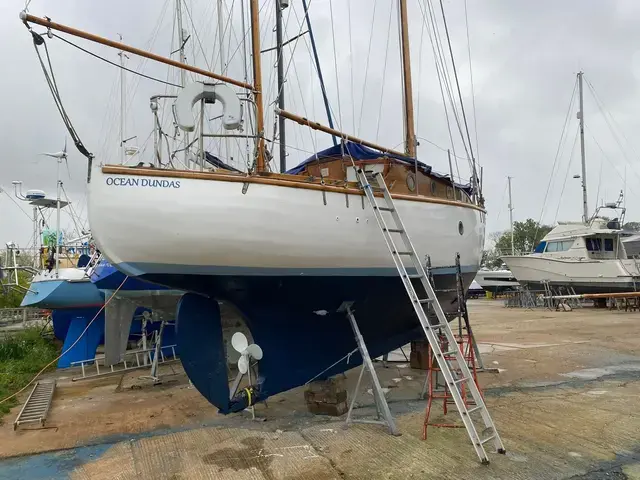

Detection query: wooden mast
(398, 0), (417, 158)
(249, 0), (267, 172)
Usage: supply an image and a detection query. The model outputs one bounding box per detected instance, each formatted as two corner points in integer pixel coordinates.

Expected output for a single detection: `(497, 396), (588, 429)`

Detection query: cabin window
(534, 241), (546, 253)
(406, 173), (416, 192)
(458, 221), (464, 235)
(430, 181), (437, 195)
(545, 240), (573, 252)
(605, 238), (614, 251)
(585, 238), (602, 252)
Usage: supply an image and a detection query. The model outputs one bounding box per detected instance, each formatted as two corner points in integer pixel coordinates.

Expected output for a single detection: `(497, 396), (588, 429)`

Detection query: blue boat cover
(286, 141), (473, 194)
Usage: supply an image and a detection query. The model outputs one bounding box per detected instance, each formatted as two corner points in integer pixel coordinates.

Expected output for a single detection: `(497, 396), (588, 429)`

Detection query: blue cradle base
(165, 271), (473, 414)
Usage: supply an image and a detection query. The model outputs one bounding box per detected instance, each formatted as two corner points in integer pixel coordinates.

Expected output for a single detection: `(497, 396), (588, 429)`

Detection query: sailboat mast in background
(276, 0), (287, 173)
(175, 0), (191, 168)
(117, 34), (128, 165)
(577, 71), (589, 223)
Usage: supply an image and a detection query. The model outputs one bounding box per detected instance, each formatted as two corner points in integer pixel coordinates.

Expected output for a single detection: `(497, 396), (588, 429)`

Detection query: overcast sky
(2, 0), (640, 250)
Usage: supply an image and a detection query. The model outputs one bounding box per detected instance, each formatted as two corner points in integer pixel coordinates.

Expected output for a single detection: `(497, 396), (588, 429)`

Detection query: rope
(29, 31), (92, 161)
(534, 78), (578, 237)
(0, 276), (128, 405)
(304, 348), (358, 385)
(51, 33), (181, 88)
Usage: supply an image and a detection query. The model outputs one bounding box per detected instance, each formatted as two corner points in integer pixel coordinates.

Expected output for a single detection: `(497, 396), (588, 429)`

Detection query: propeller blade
(63, 137), (67, 155)
(231, 332), (248, 353)
(237, 355), (249, 374)
(41, 152), (62, 158)
(65, 158), (72, 180)
(246, 344), (263, 361)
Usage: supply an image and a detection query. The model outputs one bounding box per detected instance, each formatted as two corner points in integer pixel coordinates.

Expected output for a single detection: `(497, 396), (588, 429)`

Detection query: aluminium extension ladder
(355, 168), (505, 464)
(13, 380), (56, 430)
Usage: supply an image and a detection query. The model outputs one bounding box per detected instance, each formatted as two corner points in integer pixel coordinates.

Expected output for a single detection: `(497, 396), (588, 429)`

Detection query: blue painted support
(58, 310), (105, 368)
(301, 0), (337, 146)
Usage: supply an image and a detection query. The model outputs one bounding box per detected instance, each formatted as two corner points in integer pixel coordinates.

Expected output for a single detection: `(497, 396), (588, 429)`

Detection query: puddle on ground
(560, 363), (640, 380)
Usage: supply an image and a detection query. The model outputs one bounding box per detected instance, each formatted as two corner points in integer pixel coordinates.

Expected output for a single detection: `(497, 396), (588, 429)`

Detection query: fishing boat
(21, 1), (486, 413)
(503, 211), (640, 294)
(473, 268), (519, 294)
(502, 72), (640, 293)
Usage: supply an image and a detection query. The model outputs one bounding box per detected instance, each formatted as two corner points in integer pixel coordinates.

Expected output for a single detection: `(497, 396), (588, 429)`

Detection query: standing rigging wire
(0, 188), (33, 221)
(553, 127), (580, 223)
(584, 78), (640, 187)
(586, 126), (640, 202)
(375, 0), (396, 142)
(534, 78), (578, 237)
(594, 155), (604, 213)
(463, 0), (480, 164)
(493, 179), (509, 225)
(50, 34), (182, 89)
(347, 0), (356, 134)
(417, 0), (462, 179)
(437, 0), (478, 188)
(356, 0), (379, 136)
(60, 185), (88, 238)
(421, 0), (470, 173)
(328, 0), (344, 131)
(584, 77), (640, 161)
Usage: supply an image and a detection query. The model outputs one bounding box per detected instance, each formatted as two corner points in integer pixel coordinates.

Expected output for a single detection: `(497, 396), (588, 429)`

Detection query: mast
(55, 158), (61, 277)
(217, 0), (230, 164)
(275, 0), (287, 173)
(250, 0), (266, 172)
(175, 0), (191, 168)
(398, 0), (417, 158)
(577, 71), (589, 223)
(117, 35), (127, 165)
(508, 176), (514, 255)
(301, 0), (337, 146)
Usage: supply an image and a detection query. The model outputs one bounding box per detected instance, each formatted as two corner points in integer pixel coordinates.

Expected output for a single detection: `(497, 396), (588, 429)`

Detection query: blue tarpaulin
(286, 142), (473, 194)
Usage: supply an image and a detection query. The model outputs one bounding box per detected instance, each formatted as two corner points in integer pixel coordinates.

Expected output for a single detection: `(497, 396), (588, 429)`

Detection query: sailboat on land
(21, 1), (486, 413)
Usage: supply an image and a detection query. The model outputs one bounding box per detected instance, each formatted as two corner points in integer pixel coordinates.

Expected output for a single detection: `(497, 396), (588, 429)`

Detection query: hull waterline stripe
(115, 262), (479, 277)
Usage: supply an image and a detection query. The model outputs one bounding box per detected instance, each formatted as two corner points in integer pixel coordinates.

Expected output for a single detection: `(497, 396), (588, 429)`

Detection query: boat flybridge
(502, 202), (640, 294)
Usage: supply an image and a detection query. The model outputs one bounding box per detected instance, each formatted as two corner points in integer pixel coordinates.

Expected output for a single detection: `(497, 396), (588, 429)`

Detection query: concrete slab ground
(1, 300), (640, 479)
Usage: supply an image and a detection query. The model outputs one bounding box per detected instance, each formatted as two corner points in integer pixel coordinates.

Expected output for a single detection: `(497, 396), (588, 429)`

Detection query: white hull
(474, 269), (519, 289)
(502, 255), (640, 289)
(88, 169), (485, 277)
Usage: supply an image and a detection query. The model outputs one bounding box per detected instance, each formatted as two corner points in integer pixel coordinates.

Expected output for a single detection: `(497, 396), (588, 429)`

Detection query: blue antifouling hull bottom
(173, 272), (471, 414)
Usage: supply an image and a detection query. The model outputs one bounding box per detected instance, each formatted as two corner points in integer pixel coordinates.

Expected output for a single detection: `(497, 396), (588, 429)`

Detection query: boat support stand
(338, 301), (400, 436)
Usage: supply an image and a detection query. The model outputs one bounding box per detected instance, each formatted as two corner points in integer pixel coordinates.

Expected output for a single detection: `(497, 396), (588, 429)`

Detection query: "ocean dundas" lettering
(105, 177), (181, 188)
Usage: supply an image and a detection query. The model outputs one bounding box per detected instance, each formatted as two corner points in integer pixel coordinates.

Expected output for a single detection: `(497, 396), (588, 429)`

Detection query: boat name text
(105, 177), (181, 188)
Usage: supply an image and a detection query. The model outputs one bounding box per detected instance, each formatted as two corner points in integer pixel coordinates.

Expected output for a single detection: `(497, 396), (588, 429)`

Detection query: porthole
(406, 172), (416, 192)
(458, 221), (464, 235)
(446, 186), (453, 199)
(430, 181), (437, 195)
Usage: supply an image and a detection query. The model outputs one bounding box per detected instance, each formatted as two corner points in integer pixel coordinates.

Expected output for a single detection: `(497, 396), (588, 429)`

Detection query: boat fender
(174, 82), (242, 132)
